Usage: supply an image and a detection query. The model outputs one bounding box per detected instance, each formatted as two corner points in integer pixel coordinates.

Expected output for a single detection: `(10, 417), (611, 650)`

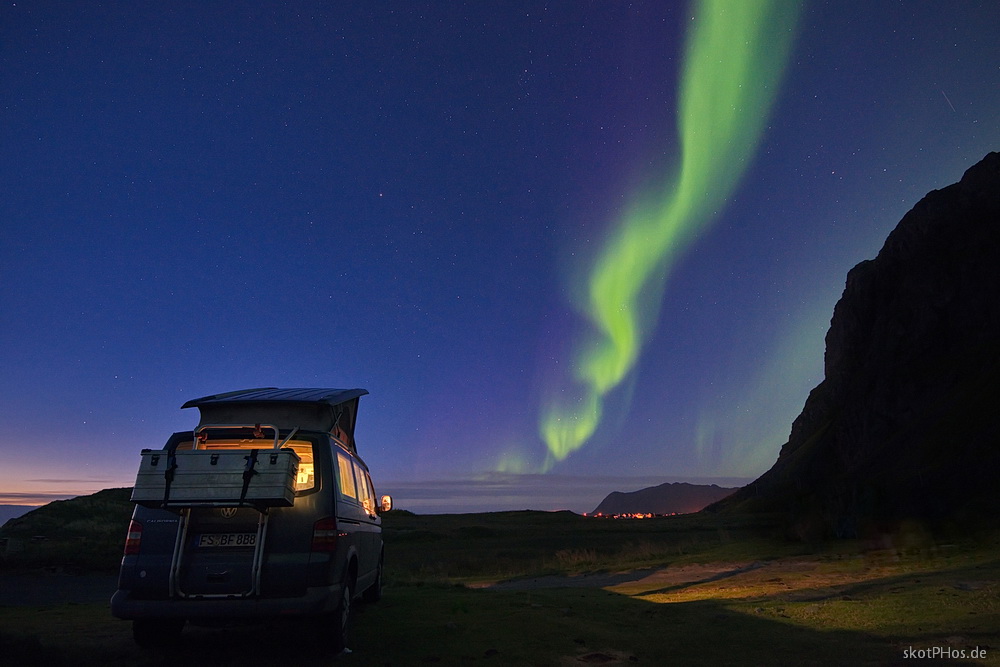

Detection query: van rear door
(169, 434), (322, 598)
(178, 506), (262, 596)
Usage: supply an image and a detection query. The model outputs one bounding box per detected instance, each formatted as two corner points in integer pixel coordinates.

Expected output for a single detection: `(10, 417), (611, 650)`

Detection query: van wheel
(308, 577), (352, 655)
(363, 556), (383, 603)
(132, 618), (184, 649)
(329, 578), (353, 654)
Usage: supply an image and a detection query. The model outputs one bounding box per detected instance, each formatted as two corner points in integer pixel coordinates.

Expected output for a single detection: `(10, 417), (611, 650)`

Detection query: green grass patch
(1, 488), (133, 573)
(3, 497), (999, 664)
(381, 509), (793, 585)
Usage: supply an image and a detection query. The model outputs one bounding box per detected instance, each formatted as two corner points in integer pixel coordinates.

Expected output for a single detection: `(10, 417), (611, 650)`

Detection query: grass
(1, 488), (133, 573)
(380, 509), (802, 585)
(2, 499), (999, 665)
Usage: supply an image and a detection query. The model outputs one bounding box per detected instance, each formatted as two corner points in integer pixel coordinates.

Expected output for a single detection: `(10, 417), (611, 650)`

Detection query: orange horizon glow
(0, 479), (133, 506)
(0, 490), (115, 506)
(0, 454), (136, 509)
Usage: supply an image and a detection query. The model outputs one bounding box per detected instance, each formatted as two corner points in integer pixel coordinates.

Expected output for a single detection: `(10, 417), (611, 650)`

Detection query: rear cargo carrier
(131, 425), (299, 509)
(131, 387), (367, 509)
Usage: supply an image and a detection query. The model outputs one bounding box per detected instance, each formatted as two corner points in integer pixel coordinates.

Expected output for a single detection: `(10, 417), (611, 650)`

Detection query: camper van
(111, 388), (391, 652)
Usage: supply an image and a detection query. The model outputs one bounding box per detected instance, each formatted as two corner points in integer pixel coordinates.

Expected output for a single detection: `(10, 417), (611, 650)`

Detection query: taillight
(124, 520), (142, 555)
(311, 517), (338, 552)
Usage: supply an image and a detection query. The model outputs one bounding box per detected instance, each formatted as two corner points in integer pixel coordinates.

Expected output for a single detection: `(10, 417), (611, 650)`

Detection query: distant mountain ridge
(712, 152), (1000, 538)
(592, 482), (738, 515)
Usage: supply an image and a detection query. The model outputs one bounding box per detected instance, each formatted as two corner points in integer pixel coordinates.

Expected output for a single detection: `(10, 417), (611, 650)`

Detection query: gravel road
(0, 572), (118, 606)
(0, 562), (768, 605)
(478, 561), (767, 591)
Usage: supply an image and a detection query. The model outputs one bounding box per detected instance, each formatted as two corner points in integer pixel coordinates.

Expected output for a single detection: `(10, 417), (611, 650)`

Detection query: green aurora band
(540, 0), (802, 465)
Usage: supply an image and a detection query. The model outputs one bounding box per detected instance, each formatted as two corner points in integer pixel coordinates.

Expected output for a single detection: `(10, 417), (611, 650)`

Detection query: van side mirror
(380, 495), (393, 512)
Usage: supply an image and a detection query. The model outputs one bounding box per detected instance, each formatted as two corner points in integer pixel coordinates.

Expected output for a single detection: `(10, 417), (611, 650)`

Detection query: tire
(329, 576), (353, 654)
(132, 618), (184, 649)
(307, 572), (354, 655)
(362, 555), (383, 603)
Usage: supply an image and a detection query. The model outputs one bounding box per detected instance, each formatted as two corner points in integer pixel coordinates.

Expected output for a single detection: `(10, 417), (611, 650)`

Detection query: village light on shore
(584, 512), (677, 519)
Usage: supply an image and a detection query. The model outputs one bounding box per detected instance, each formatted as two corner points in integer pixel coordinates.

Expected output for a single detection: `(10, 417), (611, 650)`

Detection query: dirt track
(0, 573), (118, 606)
(478, 561), (766, 591)
(0, 563), (768, 605)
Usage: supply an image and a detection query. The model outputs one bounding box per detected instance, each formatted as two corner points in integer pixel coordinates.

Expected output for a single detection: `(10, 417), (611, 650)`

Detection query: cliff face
(718, 152), (1000, 538)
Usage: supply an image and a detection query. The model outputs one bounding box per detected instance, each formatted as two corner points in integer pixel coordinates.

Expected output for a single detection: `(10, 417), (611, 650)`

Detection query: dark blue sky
(2, 1), (998, 513)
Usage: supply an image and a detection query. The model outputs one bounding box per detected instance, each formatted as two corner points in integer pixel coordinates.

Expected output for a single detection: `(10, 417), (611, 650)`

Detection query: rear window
(175, 438), (316, 492)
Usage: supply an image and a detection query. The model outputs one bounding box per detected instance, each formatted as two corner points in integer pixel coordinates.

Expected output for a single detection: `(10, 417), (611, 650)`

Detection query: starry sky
(2, 1), (998, 514)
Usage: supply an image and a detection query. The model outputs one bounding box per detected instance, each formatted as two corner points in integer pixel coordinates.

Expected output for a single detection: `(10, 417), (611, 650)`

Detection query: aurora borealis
(2, 1), (998, 513)
(540, 0), (802, 465)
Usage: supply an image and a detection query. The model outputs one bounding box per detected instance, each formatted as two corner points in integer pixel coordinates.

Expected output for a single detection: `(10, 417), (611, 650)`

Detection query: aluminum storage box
(131, 448), (299, 508)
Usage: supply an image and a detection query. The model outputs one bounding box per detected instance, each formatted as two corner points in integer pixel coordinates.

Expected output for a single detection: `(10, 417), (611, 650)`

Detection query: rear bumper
(110, 583), (342, 620)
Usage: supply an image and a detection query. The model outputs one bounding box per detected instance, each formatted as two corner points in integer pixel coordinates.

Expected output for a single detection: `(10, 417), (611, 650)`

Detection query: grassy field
(0, 488), (134, 573)
(2, 507), (998, 665)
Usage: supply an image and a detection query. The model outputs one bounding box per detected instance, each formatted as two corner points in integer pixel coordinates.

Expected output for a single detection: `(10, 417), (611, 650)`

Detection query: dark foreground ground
(2, 511), (998, 665)
(0, 573), (116, 606)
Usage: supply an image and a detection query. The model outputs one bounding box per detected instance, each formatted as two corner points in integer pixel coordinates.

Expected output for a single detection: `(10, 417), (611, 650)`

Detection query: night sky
(2, 1), (998, 514)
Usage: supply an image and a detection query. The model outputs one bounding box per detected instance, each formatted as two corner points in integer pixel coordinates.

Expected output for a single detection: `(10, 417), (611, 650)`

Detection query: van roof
(181, 387), (368, 409)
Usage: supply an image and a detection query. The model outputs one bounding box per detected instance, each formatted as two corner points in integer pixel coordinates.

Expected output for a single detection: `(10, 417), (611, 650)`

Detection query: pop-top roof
(181, 387), (368, 409)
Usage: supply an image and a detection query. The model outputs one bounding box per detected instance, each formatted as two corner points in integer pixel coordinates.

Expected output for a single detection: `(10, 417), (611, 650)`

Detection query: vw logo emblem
(220, 507), (238, 519)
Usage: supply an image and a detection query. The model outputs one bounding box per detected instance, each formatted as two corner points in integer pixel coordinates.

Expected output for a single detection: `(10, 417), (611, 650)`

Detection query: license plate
(198, 533), (257, 548)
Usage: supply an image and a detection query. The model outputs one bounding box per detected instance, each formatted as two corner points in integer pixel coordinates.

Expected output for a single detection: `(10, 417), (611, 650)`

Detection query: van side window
(358, 469), (374, 514)
(336, 451), (359, 501)
(368, 473), (379, 513)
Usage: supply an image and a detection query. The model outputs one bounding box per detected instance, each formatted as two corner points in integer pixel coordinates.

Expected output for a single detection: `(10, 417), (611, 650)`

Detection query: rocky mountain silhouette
(592, 482), (738, 515)
(711, 152), (1000, 539)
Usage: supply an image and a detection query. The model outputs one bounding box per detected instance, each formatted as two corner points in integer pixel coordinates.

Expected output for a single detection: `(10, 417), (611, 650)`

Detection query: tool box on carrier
(130, 426), (300, 508)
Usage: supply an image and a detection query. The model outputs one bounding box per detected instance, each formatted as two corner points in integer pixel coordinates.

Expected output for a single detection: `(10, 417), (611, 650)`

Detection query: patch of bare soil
(560, 648), (638, 665)
(480, 561), (766, 592)
(0, 572), (117, 606)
